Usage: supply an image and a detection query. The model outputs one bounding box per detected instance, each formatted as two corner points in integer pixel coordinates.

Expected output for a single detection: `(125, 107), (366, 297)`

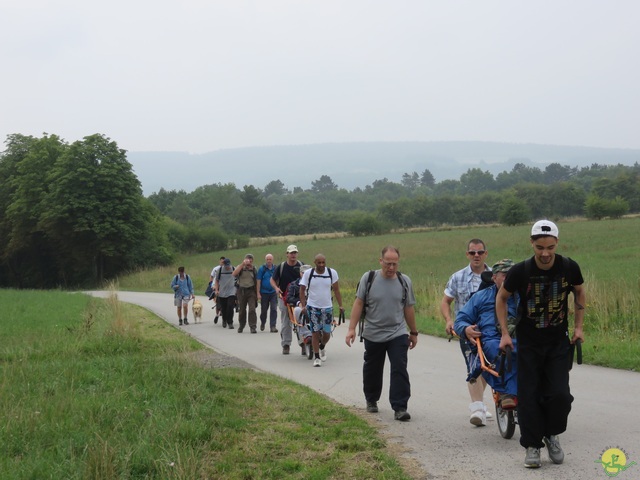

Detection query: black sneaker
(237, 328), (244, 333)
(366, 401), (379, 413)
(178, 319), (183, 326)
(222, 322), (227, 328)
(250, 327), (257, 334)
(227, 325), (235, 330)
(260, 323), (265, 331)
(214, 315), (219, 324)
(183, 319), (189, 325)
(394, 409), (411, 421)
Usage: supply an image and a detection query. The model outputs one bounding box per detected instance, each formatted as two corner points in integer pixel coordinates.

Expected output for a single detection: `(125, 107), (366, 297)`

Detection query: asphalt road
(88, 291), (639, 480)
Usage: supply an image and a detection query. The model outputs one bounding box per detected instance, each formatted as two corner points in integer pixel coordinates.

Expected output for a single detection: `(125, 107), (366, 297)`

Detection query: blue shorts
(307, 306), (333, 334)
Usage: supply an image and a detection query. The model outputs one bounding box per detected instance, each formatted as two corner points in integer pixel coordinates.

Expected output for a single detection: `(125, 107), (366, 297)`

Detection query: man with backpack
(233, 253), (259, 334)
(497, 220), (585, 469)
(171, 266), (194, 326)
(345, 245), (417, 422)
(215, 258), (237, 330)
(257, 254), (278, 333)
(270, 244), (303, 354)
(299, 254), (344, 367)
(209, 256), (225, 323)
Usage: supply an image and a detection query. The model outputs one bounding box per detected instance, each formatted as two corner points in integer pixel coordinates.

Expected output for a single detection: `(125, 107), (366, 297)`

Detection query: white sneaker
(484, 404), (493, 419)
(313, 358), (322, 367)
(469, 401), (487, 426)
(319, 348), (327, 361)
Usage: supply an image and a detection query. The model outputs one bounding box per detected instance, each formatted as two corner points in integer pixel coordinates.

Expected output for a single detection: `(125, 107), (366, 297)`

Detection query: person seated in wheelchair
(454, 259), (519, 410)
(285, 264), (313, 350)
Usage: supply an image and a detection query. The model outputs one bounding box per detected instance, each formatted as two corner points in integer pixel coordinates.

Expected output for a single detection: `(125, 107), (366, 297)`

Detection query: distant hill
(126, 141), (640, 196)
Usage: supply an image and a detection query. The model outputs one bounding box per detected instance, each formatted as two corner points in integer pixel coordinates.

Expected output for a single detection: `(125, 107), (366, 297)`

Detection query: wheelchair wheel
(496, 406), (516, 439)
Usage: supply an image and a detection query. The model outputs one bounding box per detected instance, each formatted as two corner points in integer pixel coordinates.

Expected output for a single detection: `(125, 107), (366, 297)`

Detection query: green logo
(595, 447), (637, 477)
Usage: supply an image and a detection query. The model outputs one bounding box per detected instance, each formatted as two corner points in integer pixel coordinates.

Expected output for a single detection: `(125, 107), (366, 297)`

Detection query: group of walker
(172, 219), (585, 470)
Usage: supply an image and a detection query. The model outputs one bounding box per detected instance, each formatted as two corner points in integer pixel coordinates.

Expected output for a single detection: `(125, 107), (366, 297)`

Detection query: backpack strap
(306, 267), (334, 298)
(358, 270), (376, 342)
(358, 270), (407, 342)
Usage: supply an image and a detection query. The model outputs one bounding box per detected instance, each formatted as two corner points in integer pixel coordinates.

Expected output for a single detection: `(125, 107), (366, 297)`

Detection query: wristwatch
(409, 331), (419, 336)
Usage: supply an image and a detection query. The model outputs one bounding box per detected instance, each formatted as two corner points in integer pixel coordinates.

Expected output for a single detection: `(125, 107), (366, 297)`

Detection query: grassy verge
(0, 290), (416, 479)
(116, 217), (640, 371)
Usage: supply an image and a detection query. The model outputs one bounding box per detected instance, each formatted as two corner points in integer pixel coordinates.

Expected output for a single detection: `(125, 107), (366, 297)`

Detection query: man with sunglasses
(440, 239), (492, 426)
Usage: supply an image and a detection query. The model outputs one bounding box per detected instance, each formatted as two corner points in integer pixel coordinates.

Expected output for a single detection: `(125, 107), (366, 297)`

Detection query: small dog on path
(192, 299), (203, 324)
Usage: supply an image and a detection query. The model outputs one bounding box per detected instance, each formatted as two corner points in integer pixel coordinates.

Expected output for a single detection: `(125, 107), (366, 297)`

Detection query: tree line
(149, 161), (640, 238)
(2, 133), (639, 288)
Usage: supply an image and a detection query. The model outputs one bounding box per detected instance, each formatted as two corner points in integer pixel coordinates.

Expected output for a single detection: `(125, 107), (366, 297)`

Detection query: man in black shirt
(270, 244), (303, 354)
(497, 220), (586, 469)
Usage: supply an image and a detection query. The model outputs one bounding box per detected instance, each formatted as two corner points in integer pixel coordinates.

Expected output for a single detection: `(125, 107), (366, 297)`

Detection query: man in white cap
(496, 220), (586, 469)
(270, 244), (303, 354)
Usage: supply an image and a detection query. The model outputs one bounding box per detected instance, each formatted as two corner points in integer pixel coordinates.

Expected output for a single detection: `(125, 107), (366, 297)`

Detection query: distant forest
(1, 132), (638, 288)
(148, 161), (640, 248)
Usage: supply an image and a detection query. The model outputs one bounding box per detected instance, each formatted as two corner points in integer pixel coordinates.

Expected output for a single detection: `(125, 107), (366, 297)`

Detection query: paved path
(88, 291), (640, 480)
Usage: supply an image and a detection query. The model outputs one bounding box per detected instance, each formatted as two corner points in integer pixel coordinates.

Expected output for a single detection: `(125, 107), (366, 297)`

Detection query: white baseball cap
(286, 244), (298, 253)
(531, 220), (559, 238)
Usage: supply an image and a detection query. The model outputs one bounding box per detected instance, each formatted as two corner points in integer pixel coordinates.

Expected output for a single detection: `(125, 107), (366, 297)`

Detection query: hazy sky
(1, 1), (639, 154)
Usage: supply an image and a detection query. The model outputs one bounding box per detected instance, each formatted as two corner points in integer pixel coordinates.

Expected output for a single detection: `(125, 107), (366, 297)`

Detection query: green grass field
(117, 217), (640, 371)
(0, 290), (414, 479)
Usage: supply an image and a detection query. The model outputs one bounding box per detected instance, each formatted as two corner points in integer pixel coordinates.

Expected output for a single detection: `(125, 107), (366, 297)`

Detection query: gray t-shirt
(356, 270), (416, 343)
(217, 266), (236, 298)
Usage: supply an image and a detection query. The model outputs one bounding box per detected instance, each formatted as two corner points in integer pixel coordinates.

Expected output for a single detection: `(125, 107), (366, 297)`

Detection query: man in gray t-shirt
(215, 258), (237, 329)
(346, 245), (418, 422)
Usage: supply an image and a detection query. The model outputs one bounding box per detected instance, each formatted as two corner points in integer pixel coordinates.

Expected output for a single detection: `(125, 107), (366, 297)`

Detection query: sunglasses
(467, 250), (486, 256)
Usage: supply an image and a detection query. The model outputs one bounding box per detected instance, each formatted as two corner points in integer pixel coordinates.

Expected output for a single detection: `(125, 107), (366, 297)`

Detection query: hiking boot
(500, 394), (517, 410)
(237, 327), (244, 333)
(183, 319), (189, 325)
(282, 345), (290, 355)
(524, 447), (541, 468)
(250, 327), (257, 334)
(544, 435), (564, 464)
(366, 401), (379, 413)
(270, 327), (278, 333)
(260, 323), (265, 331)
(319, 348), (327, 362)
(214, 315), (219, 324)
(394, 409), (411, 421)
(469, 401), (486, 427)
(178, 319), (183, 326)
(313, 357), (322, 367)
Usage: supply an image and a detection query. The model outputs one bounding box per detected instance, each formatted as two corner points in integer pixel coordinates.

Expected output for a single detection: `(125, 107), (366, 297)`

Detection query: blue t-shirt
(257, 264), (276, 294)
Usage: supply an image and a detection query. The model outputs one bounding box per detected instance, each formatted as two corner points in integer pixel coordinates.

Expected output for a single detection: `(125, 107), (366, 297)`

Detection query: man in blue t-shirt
(257, 254), (278, 333)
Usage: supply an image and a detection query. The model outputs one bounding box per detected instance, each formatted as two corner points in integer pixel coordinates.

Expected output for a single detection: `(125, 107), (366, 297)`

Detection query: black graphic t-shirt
(504, 254), (583, 340)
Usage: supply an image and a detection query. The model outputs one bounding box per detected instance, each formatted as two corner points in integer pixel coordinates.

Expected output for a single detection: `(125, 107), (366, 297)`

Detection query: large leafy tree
(0, 134), (66, 287)
(38, 134), (147, 284)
